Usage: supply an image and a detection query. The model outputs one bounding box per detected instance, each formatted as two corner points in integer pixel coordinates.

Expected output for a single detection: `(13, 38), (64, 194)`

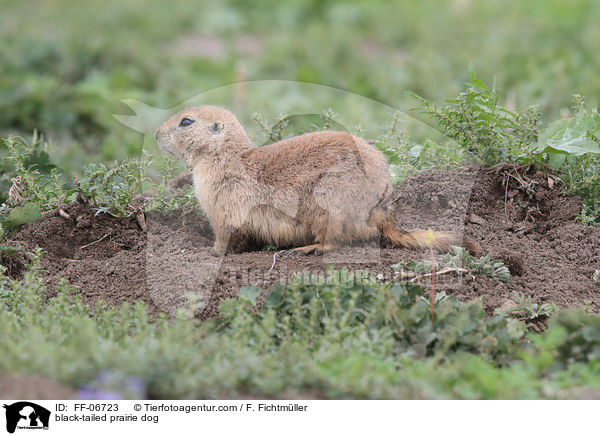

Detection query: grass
(1, 254), (599, 399)
(2, 0), (600, 167)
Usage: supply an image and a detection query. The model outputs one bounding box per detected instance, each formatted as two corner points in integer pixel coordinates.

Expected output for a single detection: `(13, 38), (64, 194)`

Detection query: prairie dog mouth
(155, 131), (176, 155)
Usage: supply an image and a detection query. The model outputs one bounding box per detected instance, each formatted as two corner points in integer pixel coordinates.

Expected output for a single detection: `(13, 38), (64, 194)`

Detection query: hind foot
(290, 243), (323, 255)
(290, 243), (339, 255)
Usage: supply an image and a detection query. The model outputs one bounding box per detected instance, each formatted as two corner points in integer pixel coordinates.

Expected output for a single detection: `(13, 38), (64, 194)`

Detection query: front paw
(207, 246), (223, 257)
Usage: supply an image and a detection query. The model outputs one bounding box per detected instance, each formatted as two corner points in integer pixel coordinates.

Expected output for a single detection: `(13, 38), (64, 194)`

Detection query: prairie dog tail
(369, 208), (481, 255)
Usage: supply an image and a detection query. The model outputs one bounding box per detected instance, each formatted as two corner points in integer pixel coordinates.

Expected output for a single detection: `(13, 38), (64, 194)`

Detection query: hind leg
(290, 241), (341, 254)
(290, 243), (324, 254)
(291, 209), (342, 254)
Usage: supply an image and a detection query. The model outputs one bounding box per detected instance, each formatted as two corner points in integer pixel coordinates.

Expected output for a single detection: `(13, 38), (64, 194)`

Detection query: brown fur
(154, 106), (481, 255)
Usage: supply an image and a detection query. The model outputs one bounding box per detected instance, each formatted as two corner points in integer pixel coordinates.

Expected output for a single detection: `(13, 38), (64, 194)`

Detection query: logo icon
(3, 402), (50, 434)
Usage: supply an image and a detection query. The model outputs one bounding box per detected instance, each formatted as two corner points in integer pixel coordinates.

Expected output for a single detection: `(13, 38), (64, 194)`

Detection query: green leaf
(409, 145), (423, 158)
(537, 111), (600, 156)
(547, 152), (567, 168)
(218, 299), (237, 316)
(23, 149), (56, 174)
(1, 203), (42, 230)
(390, 283), (405, 300)
(238, 285), (261, 305)
(265, 283), (284, 307)
(0, 244), (22, 256)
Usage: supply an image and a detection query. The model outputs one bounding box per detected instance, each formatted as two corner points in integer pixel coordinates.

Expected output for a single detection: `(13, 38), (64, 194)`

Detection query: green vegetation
(392, 246), (511, 283)
(2, 0), (600, 166)
(1, 256), (599, 399)
(77, 153), (150, 218)
(411, 77), (600, 222)
(501, 292), (557, 322)
(411, 71), (541, 167)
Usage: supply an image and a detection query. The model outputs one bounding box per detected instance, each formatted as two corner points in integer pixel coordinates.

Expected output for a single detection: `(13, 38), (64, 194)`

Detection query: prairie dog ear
(210, 121), (224, 134)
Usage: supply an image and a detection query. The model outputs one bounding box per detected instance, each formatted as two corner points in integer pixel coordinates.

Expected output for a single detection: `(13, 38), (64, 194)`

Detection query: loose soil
(4, 166), (600, 319)
(0, 374), (76, 400)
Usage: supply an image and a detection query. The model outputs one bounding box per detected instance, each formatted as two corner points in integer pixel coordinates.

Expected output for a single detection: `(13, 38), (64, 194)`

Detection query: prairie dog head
(154, 105), (251, 163)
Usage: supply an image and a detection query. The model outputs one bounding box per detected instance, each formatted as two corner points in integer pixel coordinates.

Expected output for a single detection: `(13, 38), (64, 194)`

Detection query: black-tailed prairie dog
(154, 106), (480, 255)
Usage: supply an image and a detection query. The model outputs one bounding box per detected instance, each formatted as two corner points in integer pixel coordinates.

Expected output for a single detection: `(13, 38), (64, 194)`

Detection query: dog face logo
(3, 402), (50, 434)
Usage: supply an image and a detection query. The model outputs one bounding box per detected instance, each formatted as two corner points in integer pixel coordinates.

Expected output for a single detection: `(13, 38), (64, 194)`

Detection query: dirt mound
(3, 166), (600, 319)
(390, 165), (600, 311)
(3, 202), (219, 317)
(466, 165), (600, 310)
(4, 202), (151, 309)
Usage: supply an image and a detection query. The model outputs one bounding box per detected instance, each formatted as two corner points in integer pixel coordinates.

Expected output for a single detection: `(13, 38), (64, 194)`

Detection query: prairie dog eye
(179, 118), (195, 127)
